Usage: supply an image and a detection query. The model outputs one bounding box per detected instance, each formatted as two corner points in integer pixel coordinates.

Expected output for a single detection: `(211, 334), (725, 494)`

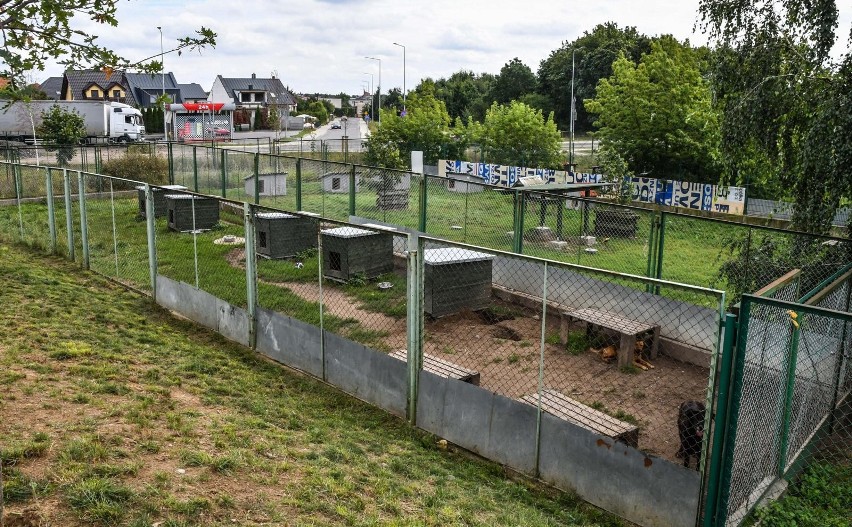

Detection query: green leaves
(471, 101), (563, 169)
(36, 104), (86, 166)
(585, 37), (721, 183)
(1, 2), (216, 87)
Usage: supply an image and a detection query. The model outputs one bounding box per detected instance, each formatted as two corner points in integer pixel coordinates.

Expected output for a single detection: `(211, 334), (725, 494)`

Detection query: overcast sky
(35, 0), (851, 97)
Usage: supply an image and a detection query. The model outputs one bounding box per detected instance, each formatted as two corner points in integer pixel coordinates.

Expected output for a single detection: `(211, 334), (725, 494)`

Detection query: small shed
(446, 175), (484, 194)
(423, 248), (494, 318)
(368, 172), (411, 191)
(321, 226), (393, 281)
(243, 172), (287, 197)
(136, 184), (188, 218)
(255, 212), (317, 259)
(165, 194), (220, 232)
(322, 172), (359, 194)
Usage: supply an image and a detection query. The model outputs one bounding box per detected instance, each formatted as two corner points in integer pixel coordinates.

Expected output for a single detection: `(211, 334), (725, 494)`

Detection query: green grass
(0, 242), (623, 526)
(754, 457), (852, 527)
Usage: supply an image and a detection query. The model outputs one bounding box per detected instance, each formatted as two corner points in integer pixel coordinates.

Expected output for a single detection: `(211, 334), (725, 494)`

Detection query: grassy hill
(0, 242), (622, 527)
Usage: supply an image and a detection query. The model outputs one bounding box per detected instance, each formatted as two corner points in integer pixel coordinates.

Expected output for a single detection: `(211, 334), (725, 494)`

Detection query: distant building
(61, 70), (137, 104)
(178, 83), (208, 103)
(124, 72), (181, 107)
(37, 76), (64, 100)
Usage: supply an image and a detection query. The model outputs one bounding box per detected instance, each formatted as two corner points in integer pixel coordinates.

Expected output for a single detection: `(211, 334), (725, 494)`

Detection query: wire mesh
(352, 166), (419, 229)
(724, 301), (792, 525)
(80, 173), (151, 291)
(255, 153), (298, 211)
(419, 236), (724, 466)
(298, 158), (351, 221)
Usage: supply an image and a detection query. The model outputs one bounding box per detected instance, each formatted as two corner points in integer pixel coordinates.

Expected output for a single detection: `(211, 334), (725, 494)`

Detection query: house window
(113, 90), (121, 98)
(241, 92), (251, 103)
(259, 231), (267, 249)
(329, 251), (342, 272)
(331, 177), (341, 190)
(89, 88), (100, 98)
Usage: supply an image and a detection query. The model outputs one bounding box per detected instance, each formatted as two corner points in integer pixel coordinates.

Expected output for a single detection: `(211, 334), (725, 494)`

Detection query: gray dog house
(165, 194), (220, 232)
(423, 248), (494, 317)
(368, 172), (411, 191)
(243, 173), (287, 197)
(137, 185), (188, 218)
(323, 172), (359, 194)
(255, 212), (317, 259)
(446, 175), (484, 194)
(321, 226), (394, 281)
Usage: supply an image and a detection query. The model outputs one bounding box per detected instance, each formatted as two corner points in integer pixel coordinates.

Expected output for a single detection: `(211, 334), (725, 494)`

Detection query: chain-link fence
(2, 156), (849, 527)
(714, 271), (852, 526)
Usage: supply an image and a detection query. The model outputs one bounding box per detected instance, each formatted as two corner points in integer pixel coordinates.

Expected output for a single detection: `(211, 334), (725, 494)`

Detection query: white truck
(0, 100), (145, 144)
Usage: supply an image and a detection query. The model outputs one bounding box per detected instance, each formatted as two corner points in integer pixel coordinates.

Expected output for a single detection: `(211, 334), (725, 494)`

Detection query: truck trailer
(0, 100), (145, 143)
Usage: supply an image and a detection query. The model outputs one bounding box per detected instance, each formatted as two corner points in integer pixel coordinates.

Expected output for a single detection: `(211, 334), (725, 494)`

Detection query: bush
(101, 148), (168, 185)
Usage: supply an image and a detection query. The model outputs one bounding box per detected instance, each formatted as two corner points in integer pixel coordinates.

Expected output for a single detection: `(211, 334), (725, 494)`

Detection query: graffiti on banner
(629, 177), (746, 214)
(439, 159), (607, 187)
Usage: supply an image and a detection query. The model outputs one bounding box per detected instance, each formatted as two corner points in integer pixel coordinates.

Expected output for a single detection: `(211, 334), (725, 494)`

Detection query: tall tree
(537, 22), (651, 132)
(490, 58), (536, 104)
(431, 71), (495, 122)
(585, 36), (721, 182)
(467, 101), (563, 169)
(699, 0), (852, 233)
(0, 1), (215, 94)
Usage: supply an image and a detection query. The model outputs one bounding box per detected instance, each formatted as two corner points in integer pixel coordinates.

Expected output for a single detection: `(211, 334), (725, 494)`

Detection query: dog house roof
(136, 184), (187, 191)
(321, 226), (379, 238)
(423, 248), (493, 265)
(256, 212), (296, 220)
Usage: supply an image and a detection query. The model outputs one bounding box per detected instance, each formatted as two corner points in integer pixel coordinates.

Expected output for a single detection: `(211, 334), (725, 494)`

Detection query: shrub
(101, 149), (168, 185)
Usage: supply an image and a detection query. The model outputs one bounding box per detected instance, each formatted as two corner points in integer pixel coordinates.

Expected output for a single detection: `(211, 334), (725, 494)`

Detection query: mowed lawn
(0, 243), (623, 527)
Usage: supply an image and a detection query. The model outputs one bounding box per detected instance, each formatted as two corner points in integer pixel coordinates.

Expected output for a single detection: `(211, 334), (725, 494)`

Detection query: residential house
(37, 77), (64, 99)
(124, 72), (181, 107)
(208, 74), (296, 128)
(178, 83), (208, 103)
(61, 70), (137, 104)
(351, 91), (372, 118)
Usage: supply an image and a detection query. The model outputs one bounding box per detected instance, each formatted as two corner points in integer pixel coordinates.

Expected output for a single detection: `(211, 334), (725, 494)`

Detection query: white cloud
(33, 0), (849, 96)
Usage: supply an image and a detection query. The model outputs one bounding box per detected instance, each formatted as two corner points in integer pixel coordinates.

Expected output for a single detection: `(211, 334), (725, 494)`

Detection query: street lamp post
(365, 56), (381, 123)
(157, 26), (167, 140)
(569, 48), (578, 168)
(363, 73), (374, 122)
(393, 42), (406, 113)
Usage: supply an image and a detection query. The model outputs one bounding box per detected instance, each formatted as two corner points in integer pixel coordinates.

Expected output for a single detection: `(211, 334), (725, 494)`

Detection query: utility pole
(393, 42), (406, 113)
(366, 56), (382, 123)
(158, 26), (167, 140)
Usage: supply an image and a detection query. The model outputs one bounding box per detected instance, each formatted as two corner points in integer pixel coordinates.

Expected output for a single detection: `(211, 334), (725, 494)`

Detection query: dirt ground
(241, 247), (711, 463)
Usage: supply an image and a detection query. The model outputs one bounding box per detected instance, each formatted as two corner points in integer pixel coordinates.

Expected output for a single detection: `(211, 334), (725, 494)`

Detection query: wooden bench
(560, 308), (660, 368)
(389, 350), (480, 385)
(521, 389), (639, 447)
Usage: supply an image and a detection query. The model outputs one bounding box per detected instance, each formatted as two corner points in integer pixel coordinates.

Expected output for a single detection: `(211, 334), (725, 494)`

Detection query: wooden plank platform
(560, 308), (660, 368)
(389, 350), (480, 385)
(521, 389), (639, 447)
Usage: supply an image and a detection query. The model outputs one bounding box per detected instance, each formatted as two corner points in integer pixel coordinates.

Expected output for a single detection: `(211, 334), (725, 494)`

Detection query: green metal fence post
(254, 153), (260, 204)
(77, 171), (90, 269)
(192, 146), (199, 192)
(512, 190), (526, 254)
(168, 142), (175, 185)
(145, 184), (158, 300)
(296, 158), (303, 211)
(716, 299), (752, 524)
(244, 203), (258, 349)
(645, 213), (658, 293)
(653, 211), (666, 295)
(349, 164), (356, 216)
(703, 313), (738, 527)
(406, 234), (424, 424)
(220, 149), (227, 198)
(46, 167), (57, 253)
(778, 313), (802, 477)
(14, 163), (23, 241)
(63, 169), (75, 261)
(418, 175), (427, 232)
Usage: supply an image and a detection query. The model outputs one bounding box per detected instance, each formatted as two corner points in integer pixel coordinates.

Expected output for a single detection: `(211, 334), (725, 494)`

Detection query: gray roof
(178, 83), (208, 100)
(124, 72), (181, 107)
(61, 70), (138, 106)
(216, 75), (296, 106)
(38, 76), (64, 99)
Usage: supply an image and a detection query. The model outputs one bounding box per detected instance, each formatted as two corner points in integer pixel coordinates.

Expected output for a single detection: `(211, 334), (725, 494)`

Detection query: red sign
(181, 102), (225, 111)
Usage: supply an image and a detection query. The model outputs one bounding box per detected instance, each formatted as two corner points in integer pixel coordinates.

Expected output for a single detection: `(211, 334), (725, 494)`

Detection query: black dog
(676, 401), (706, 469)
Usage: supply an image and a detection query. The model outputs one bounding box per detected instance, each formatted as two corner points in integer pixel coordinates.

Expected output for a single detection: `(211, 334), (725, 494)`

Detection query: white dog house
(244, 172), (287, 197)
